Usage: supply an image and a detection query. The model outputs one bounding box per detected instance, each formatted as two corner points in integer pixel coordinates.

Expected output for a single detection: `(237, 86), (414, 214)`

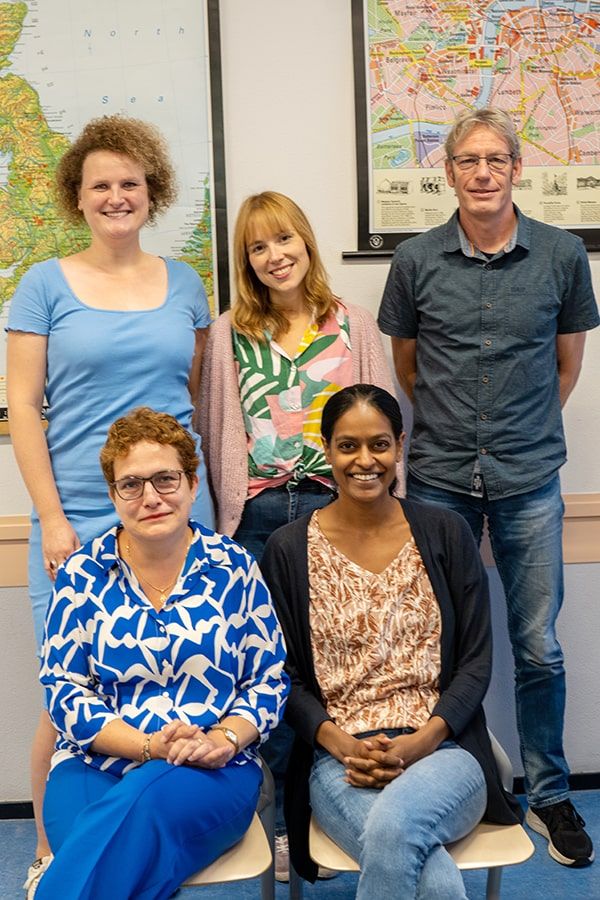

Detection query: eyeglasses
(451, 154), (514, 172)
(111, 469), (185, 500)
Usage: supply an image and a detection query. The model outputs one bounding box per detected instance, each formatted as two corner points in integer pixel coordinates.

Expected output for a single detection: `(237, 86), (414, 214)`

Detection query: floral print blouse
(233, 301), (353, 498)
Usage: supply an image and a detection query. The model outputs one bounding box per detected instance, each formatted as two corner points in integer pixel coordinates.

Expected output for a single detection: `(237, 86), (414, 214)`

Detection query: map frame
(0, 0), (229, 430)
(207, 0), (229, 311)
(349, 0), (600, 257)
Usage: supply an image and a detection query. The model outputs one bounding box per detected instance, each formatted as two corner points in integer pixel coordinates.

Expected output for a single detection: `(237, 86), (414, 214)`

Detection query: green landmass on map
(0, 1), (214, 315)
(0, 2), (89, 310)
(373, 136), (413, 170)
(368, 1), (400, 38)
(177, 178), (215, 313)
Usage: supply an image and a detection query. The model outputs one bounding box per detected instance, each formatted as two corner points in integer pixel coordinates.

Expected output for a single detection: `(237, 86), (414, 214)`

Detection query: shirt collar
(444, 205), (528, 259)
(93, 521), (213, 577)
(264, 298), (347, 356)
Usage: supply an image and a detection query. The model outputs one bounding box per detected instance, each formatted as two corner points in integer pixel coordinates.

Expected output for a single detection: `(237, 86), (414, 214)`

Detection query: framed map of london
(351, 0), (600, 254)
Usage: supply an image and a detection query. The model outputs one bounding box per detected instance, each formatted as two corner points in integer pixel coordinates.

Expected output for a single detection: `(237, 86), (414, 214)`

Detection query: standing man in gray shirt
(378, 107), (599, 869)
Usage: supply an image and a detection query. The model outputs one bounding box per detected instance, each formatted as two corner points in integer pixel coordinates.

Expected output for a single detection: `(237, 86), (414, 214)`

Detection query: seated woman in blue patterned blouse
(36, 407), (289, 900)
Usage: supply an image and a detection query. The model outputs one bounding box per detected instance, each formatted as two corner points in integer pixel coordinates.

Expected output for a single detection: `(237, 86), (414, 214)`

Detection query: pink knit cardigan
(197, 303), (405, 536)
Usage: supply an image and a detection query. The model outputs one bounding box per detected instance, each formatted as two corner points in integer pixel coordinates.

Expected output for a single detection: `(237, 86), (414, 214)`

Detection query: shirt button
(484, 339), (492, 347)
(482, 376), (489, 384)
(485, 302), (492, 309)
(480, 448), (488, 455)
(162, 691), (169, 698)
(294, 440), (301, 449)
(480, 413), (488, 420)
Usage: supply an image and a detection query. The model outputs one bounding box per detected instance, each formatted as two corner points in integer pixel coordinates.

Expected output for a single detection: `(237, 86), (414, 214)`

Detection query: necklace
(124, 532), (191, 605)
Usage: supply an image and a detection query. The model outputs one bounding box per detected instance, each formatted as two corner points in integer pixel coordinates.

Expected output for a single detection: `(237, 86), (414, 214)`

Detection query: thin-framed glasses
(111, 469), (184, 500)
(451, 153), (514, 172)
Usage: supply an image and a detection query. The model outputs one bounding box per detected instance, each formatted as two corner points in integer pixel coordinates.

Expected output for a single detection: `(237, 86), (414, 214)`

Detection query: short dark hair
(321, 384), (403, 443)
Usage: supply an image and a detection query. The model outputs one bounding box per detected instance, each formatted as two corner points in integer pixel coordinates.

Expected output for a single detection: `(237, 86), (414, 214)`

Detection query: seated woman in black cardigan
(261, 384), (521, 899)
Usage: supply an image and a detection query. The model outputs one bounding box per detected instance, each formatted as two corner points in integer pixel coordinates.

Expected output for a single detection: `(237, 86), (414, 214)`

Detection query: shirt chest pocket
(506, 288), (559, 340)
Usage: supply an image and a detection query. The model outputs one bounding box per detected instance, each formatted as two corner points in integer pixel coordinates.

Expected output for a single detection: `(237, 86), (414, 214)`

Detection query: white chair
(289, 734), (534, 900)
(182, 761), (276, 899)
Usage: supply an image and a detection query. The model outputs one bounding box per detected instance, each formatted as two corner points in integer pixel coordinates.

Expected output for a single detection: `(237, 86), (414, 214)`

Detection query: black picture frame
(207, 0), (230, 308)
(346, 0), (600, 259)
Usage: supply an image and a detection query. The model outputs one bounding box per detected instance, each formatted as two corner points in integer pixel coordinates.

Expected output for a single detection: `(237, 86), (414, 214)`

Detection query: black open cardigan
(261, 498), (522, 882)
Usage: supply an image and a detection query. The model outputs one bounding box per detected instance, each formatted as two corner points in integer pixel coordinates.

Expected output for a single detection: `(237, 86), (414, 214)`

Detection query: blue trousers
(234, 478), (334, 832)
(310, 738), (486, 899)
(407, 472), (569, 808)
(37, 757), (261, 900)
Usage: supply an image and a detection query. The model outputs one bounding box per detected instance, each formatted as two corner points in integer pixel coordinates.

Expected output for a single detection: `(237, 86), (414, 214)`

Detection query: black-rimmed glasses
(451, 153), (514, 172)
(111, 469), (185, 500)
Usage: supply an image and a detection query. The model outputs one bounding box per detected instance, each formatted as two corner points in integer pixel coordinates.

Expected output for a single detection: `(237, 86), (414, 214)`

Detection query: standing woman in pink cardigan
(199, 191), (401, 551)
(198, 190), (401, 879)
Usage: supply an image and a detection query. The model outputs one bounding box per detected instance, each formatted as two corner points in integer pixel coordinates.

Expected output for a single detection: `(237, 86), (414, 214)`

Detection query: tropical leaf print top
(233, 301), (353, 498)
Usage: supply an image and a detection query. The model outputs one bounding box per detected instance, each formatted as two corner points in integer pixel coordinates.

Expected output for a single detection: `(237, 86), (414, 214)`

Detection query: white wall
(1, 0), (599, 801)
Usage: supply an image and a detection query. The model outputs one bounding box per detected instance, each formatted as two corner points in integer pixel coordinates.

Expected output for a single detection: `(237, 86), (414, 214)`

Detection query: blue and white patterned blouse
(40, 521), (289, 777)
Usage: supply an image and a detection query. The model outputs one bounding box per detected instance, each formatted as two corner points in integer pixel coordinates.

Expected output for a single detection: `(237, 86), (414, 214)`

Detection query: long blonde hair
(231, 191), (337, 341)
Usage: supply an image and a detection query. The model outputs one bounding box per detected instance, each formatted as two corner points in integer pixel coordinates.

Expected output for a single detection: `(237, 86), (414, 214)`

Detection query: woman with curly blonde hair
(8, 115), (213, 895)
(199, 190), (399, 877)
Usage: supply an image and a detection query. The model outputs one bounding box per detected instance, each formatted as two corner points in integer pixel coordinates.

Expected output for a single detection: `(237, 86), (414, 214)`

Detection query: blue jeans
(310, 736), (486, 899)
(407, 472), (568, 808)
(234, 479), (335, 831)
(39, 757), (261, 900)
(234, 479), (335, 563)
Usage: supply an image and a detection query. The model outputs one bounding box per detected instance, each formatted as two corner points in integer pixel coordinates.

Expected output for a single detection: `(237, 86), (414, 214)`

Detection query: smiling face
(323, 401), (403, 504)
(246, 218), (310, 307)
(77, 150), (150, 243)
(445, 125), (522, 226)
(110, 441), (197, 546)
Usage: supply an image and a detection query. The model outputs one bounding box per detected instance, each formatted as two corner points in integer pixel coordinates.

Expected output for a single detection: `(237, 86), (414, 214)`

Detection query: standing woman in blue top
(6, 114), (214, 892)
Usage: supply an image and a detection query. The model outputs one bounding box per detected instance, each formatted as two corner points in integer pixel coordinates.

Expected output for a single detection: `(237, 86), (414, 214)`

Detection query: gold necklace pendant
(123, 532), (191, 604)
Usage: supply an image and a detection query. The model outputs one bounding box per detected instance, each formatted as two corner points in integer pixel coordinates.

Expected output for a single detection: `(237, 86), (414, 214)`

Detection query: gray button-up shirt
(378, 208), (599, 499)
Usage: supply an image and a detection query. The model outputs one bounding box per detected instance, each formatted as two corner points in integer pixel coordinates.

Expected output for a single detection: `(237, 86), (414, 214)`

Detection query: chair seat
(309, 817), (534, 873)
(447, 822), (534, 870)
(183, 813), (271, 886)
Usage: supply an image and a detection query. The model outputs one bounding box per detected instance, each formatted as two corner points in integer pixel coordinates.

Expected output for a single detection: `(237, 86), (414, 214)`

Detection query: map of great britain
(0, 0), (216, 325)
(368, 0), (600, 232)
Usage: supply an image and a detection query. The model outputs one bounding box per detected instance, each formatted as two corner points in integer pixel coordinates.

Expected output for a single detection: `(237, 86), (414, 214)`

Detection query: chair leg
(259, 794), (275, 900)
(485, 865), (503, 900)
(288, 864), (304, 900)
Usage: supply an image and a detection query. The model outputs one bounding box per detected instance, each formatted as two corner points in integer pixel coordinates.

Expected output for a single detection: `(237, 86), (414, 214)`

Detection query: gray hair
(445, 108), (521, 160)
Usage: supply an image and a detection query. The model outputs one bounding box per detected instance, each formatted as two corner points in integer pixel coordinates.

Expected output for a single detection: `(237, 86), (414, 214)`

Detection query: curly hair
(100, 407), (198, 487)
(56, 115), (177, 225)
(231, 191), (337, 341)
(445, 107), (521, 160)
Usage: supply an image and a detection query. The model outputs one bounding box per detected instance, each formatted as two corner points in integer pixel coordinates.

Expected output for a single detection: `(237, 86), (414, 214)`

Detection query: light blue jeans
(310, 736), (486, 899)
(407, 473), (568, 808)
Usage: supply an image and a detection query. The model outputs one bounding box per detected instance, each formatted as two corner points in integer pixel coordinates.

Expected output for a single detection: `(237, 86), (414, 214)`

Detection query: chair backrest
(488, 731), (514, 792)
